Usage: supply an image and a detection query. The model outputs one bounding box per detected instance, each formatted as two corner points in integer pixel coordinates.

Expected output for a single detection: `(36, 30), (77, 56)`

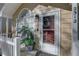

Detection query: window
(43, 16), (55, 44)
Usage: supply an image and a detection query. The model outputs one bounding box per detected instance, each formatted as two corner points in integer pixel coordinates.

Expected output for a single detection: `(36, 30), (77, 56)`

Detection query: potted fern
(18, 26), (34, 51)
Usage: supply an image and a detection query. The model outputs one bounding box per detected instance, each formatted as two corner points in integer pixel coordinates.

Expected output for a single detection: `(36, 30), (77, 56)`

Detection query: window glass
(43, 16), (55, 44)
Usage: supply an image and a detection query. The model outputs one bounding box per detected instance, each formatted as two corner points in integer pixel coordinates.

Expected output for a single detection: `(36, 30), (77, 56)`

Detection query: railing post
(13, 37), (20, 56)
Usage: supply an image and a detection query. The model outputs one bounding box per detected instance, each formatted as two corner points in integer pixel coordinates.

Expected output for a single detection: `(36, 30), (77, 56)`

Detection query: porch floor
(20, 47), (55, 56)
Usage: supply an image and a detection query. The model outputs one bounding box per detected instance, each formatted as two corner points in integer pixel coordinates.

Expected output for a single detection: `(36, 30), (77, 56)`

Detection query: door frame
(39, 9), (60, 55)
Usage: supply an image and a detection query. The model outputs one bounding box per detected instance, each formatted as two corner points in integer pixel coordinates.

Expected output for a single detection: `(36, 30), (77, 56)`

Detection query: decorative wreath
(43, 18), (50, 28)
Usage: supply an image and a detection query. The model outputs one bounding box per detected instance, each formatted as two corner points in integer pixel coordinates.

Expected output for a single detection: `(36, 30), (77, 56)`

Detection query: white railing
(0, 35), (20, 56)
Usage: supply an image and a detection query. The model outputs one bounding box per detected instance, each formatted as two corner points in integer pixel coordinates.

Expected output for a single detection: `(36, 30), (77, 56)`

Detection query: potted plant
(18, 26), (34, 51)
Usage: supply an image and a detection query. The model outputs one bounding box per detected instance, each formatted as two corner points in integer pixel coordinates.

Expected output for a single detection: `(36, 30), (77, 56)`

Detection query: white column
(72, 3), (79, 56)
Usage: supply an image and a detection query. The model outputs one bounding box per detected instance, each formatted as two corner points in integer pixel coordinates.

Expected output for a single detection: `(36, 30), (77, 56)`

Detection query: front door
(40, 10), (60, 55)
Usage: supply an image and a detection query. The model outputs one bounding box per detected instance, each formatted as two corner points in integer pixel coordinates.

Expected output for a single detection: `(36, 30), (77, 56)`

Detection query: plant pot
(26, 46), (33, 51)
(27, 46), (33, 51)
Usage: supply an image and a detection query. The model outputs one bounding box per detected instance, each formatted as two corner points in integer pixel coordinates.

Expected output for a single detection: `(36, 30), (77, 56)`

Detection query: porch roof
(0, 3), (72, 17)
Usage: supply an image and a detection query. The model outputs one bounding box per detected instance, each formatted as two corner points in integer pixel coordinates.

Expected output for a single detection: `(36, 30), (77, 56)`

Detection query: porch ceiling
(1, 3), (22, 17)
(38, 3), (72, 11)
(0, 3), (71, 18)
(19, 3), (72, 11)
(13, 3), (71, 19)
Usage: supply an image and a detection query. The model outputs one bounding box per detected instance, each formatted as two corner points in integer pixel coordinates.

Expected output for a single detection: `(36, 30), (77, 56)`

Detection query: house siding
(60, 9), (72, 56)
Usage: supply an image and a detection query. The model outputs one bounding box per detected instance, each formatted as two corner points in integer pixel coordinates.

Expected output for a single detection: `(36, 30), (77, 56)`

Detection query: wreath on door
(43, 18), (50, 28)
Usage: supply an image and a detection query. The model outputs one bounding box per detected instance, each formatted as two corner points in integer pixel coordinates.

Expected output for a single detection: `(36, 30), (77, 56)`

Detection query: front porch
(0, 3), (74, 56)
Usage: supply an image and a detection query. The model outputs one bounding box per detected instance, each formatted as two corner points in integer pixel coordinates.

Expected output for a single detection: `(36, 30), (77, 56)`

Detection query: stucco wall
(13, 3), (72, 56)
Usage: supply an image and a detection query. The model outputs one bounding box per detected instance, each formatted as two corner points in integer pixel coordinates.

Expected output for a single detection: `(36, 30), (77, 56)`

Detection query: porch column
(72, 3), (79, 56)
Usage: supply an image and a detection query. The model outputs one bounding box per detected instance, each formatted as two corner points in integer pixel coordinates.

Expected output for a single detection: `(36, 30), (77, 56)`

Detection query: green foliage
(20, 37), (34, 46)
(18, 26), (34, 46)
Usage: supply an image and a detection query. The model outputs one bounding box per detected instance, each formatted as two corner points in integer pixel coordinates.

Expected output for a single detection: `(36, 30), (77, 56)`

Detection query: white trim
(13, 37), (20, 56)
(72, 3), (79, 56)
(17, 8), (31, 19)
(40, 9), (60, 55)
(6, 40), (14, 46)
(58, 9), (61, 56)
